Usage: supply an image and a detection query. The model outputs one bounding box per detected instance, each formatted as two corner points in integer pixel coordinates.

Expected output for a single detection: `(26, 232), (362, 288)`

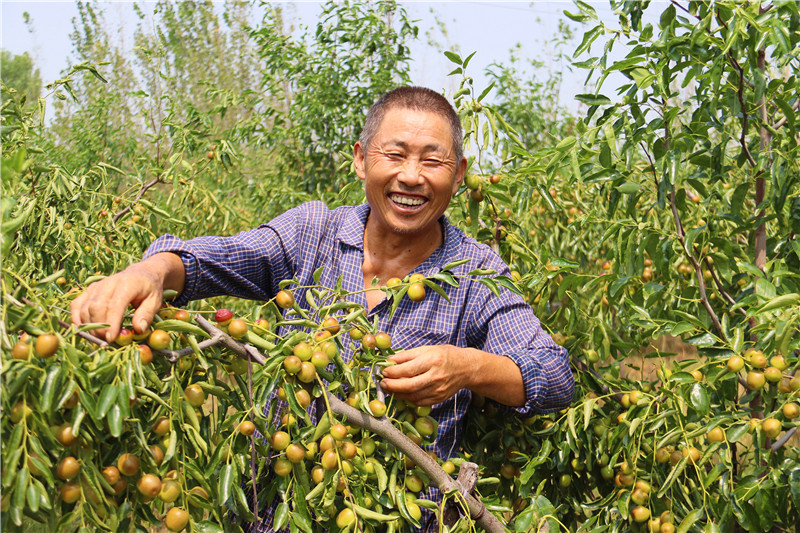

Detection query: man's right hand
(70, 252), (186, 343)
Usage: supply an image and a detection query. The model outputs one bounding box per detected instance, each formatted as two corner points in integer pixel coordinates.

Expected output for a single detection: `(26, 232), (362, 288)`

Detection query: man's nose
(397, 159), (424, 185)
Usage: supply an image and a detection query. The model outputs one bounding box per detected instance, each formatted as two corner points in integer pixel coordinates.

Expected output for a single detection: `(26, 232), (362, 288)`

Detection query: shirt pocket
(386, 327), (453, 350)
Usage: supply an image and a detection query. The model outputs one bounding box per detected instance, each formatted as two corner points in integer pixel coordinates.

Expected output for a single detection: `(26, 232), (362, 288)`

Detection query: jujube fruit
(164, 507), (189, 532)
(35, 334), (60, 358)
(184, 384), (205, 407)
(57, 456), (81, 480)
(137, 474), (162, 499)
(275, 290), (295, 309)
(148, 329), (171, 350)
(117, 453), (140, 476)
(238, 421), (256, 436)
(227, 318), (248, 339)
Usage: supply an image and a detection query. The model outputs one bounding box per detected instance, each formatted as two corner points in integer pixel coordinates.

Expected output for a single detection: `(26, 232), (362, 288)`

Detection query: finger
(132, 290), (162, 334)
(83, 298), (110, 341)
(103, 296), (130, 343)
(387, 347), (427, 364)
(382, 360), (424, 379)
(70, 293), (86, 328)
(381, 374), (429, 395)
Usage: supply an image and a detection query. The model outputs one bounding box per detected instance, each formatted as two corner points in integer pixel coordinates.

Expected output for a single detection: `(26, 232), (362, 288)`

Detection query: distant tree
(0, 49), (42, 104)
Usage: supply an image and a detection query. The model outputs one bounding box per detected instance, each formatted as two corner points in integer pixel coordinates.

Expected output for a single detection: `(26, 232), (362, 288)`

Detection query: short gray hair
(360, 86), (464, 164)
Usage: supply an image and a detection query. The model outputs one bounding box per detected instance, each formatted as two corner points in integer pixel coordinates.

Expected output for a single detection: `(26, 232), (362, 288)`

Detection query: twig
(112, 175), (163, 223)
(703, 256), (743, 312)
(572, 357), (624, 406)
(669, 190), (725, 338)
(670, 0), (700, 20)
(156, 337), (223, 362)
(56, 318), (110, 348)
(662, 99), (725, 339)
(193, 315), (267, 366)
(728, 53), (757, 169)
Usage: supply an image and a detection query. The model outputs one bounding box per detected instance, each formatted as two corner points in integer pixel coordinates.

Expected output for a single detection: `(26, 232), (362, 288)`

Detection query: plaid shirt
(145, 201), (573, 531)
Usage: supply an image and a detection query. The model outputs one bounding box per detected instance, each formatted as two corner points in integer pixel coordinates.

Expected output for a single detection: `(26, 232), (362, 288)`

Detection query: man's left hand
(379, 345), (527, 408)
(379, 345), (471, 406)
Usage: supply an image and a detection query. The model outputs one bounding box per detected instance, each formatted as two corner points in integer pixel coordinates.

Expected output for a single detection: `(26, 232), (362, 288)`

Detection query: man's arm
(70, 252), (186, 342)
(380, 345), (525, 407)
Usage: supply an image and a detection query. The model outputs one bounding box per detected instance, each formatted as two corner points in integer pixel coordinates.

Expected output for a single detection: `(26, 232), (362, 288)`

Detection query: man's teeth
(391, 195), (425, 207)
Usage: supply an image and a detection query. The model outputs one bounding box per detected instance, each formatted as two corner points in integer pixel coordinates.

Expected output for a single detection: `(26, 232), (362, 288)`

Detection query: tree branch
(660, 97), (725, 339)
(771, 427), (797, 452)
(325, 393), (505, 533)
(728, 53), (757, 169)
(193, 315), (267, 365)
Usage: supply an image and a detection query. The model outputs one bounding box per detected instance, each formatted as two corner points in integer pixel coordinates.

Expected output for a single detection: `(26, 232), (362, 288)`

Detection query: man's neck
(362, 215), (443, 286)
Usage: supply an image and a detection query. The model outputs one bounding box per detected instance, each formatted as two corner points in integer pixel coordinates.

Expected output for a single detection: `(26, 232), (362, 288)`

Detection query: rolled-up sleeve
(142, 205), (315, 307)
(464, 263), (574, 417)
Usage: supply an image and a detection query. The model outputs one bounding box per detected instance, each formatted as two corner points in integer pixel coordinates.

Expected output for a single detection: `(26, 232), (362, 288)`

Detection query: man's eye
(424, 159), (442, 165)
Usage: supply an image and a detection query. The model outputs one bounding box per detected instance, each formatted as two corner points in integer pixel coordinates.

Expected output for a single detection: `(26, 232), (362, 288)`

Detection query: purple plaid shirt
(144, 201), (573, 531)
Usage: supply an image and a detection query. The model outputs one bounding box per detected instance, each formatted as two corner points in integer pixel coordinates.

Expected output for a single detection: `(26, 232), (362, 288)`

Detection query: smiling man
(71, 86), (573, 531)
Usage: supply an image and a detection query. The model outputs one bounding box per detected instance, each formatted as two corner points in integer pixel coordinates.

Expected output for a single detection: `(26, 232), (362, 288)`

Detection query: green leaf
(218, 464), (234, 505)
(194, 521), (225, 533)
(422, 279), (451, 303)
(789, 468), (800, 515)
(39, 365), (61, 413)
(273, 502), (289, 531)
(609, 276), (631, 297)
(107, 404), (122, 437)
(443, 51), (462, 65)
(575, 93), (611, 106)
(97, 383), (117, 419)
(616, 182), (641, 194)
(567, 408), (578, 442)
(677, 509), (704, 533)
(574, 26), (603, 58)
(670, 322), (696, 337)
(727, 422), (750, 443)
(478, 277), (500, 297)
(441, 258), (471, 271)
(313, 266), (324, 284)
(689, 384), (710, 414)
(755, 293), (799, 314)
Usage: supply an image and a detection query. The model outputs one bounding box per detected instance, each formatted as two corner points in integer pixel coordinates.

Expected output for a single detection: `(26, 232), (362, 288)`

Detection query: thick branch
(325, 393), (505, 533)
(771, 427), (797, 452)
(190, 316), (500, 528)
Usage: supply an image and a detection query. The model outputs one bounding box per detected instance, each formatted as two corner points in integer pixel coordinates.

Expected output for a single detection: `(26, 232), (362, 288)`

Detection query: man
(71, 86), (573, 529)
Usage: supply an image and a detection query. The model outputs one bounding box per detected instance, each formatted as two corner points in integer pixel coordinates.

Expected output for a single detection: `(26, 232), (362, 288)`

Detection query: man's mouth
(389, 193), (427, 208)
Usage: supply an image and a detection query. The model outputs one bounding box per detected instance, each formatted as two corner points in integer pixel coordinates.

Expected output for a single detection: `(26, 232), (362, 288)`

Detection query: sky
(1, 1), (662, 114)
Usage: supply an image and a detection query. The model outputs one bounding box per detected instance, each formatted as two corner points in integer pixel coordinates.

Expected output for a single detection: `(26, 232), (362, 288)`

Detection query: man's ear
(354, 142), (366, 181)
(452, 156), (467, 194)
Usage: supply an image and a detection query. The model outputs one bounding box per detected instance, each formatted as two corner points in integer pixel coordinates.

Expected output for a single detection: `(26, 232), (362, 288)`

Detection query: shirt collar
(337, 203), (456, 271)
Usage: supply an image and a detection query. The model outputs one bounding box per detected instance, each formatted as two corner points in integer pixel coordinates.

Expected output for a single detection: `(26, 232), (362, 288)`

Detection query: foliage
(0, 50), (42, 104)
(449, 1), (800, 531)
(2, 0), (800, 532)
(251, 0), (417, 197)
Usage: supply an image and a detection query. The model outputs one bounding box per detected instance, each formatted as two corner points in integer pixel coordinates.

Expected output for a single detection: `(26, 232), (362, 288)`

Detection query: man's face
(354, 107), (466, 238)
